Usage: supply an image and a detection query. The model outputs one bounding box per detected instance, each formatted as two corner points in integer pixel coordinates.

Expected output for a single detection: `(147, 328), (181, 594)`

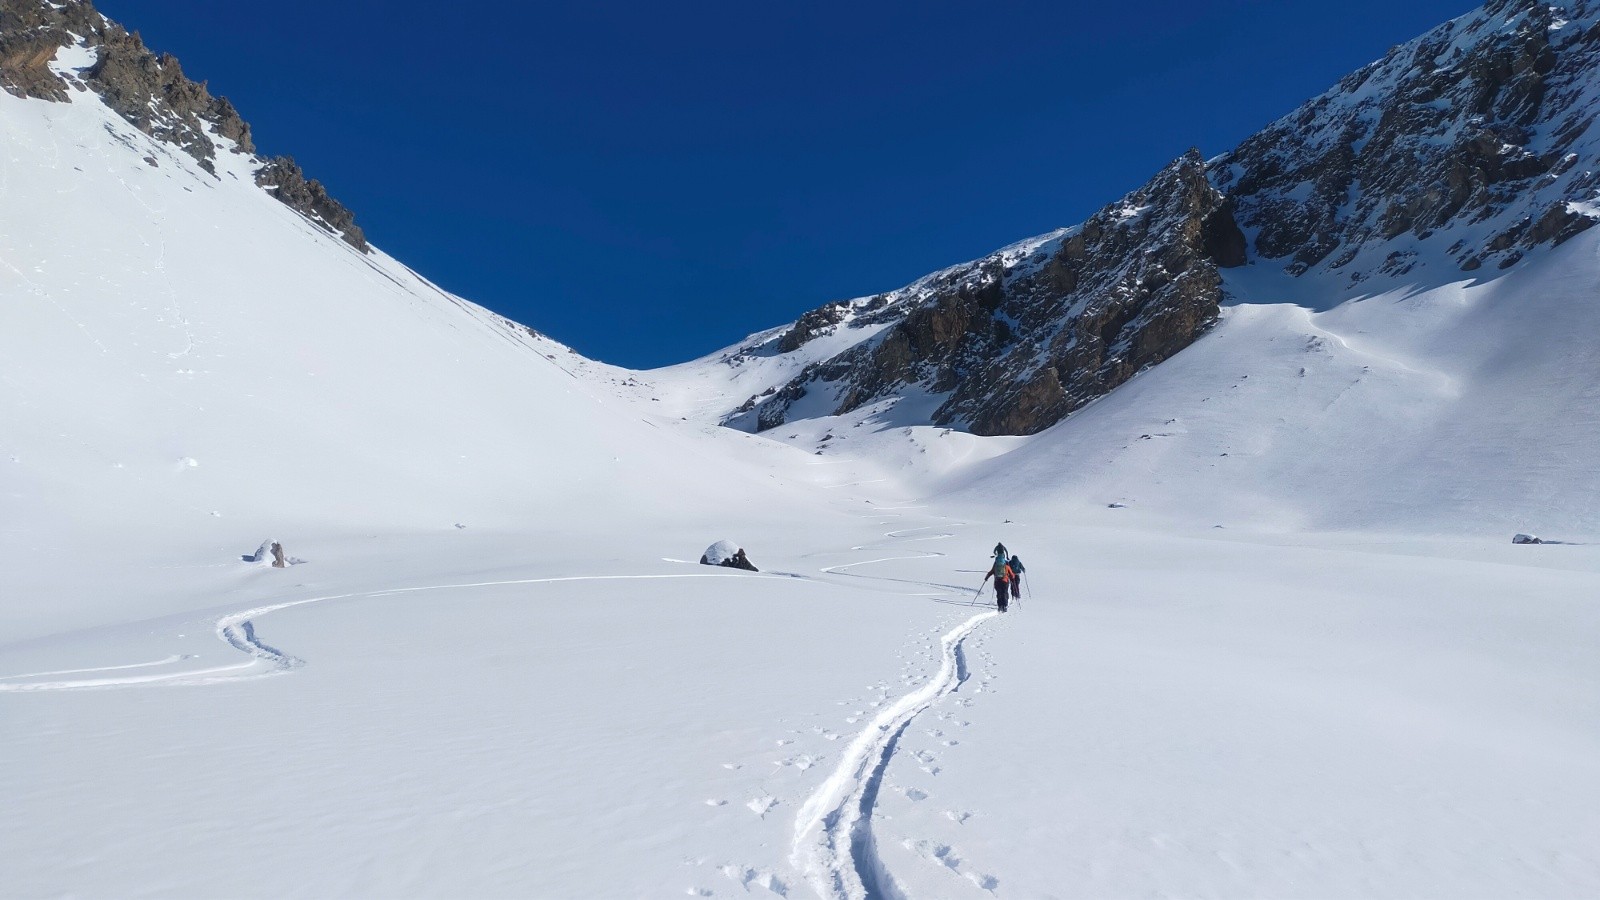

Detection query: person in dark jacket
(1007, 555), (1026, 603)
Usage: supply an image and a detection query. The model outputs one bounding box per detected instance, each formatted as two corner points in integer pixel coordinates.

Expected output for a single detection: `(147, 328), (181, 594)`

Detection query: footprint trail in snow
(791, 609), (996, 900)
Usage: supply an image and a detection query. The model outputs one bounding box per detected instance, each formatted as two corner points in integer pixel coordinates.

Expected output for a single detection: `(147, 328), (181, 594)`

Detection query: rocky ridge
(734, 151), (1244, 436)
(0, 0), (367, 251)
(1219, 0), (1600, 279)
(733, 0), (1600, 436)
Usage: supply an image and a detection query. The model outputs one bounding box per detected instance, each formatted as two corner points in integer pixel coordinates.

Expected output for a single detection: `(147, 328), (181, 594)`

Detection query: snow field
(873, 521), (1600, 899)
(0, 73), (835, 641)
(1, 501), (1018, 897)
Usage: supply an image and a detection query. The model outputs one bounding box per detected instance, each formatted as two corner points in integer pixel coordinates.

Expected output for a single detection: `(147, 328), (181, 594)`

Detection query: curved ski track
(792, 609), (996, 899)
(0, 572), (785, 692)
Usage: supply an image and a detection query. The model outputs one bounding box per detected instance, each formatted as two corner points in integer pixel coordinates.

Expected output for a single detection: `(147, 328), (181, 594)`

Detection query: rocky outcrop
(777, 302), (852, 353)
(255, 157), (368, 250)
(0, 0), (98, 101)
(85, 30), (255, 171)
(742, 151), (1243, 436)
(1218, 0), (1600, 278)
(0, 0), (369, 252)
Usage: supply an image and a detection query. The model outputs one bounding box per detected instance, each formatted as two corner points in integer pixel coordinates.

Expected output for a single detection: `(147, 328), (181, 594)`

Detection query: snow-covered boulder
(1512, 533), (1543, 545)
(700, 540), (758, 571)
(241, 540), (305, 566)
(242, 540), (276, 565)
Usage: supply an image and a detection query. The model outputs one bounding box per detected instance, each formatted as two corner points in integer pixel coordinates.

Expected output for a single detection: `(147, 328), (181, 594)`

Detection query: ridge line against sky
(98, 0), (1476, 368)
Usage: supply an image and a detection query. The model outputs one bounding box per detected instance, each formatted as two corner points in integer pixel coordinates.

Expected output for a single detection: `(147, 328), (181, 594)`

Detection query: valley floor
(3, 493), (1599, 899)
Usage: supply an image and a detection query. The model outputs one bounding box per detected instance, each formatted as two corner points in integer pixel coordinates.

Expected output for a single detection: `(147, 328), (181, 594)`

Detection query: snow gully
(791, 610), (997, 900)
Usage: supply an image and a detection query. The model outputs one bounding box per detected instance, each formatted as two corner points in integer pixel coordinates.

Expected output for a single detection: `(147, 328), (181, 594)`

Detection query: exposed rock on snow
(254, 156), (368, 251)
(85, 28), (253, 172)
(241, 540), (303, 567)
(1217, 0), (1600, 278)
(0, 0), (368, 250)
(737, 150), (1242, 437)
(1512, 532), (1544, 544)
(0, 0), (99, 101)
(701, 540), (758, 571)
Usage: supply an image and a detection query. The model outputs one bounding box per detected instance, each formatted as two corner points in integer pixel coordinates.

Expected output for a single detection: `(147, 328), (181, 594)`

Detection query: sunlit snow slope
(0, 46), (825, 638)
(943, 238), (1600, 535)
(646, 234), (1600, 538)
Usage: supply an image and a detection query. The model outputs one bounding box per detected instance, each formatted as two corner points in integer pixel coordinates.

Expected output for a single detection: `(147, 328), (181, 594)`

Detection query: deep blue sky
(102, 0), (1472, 367)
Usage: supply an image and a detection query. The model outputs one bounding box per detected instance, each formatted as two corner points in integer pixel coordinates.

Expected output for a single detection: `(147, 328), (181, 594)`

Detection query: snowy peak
(700, 0), (1600, 438)
(0, 0), (367, 250)
(1220, 0), (1600, 280)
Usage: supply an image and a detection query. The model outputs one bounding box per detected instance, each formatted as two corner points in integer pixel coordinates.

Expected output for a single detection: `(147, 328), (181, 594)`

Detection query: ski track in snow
(0, 572), (788, 693)
(0, 653), (191, 680)
(791, 609), (997, 900)
(9, 489), (1010, 894)
(818, 523), (980, 598)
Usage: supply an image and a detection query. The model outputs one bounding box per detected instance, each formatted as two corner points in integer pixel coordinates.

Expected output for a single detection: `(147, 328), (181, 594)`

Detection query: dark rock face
(1217, 0), (1600, 279)
(85, 31), (256, 171)
(0, 0), (108, 100)
(743, 151), (1242, 436)
(0, 0), (93, 101)
(256, 157), (368, 251)
(0, 0), (369, 252)
(777, 302), (851, 353)
(732, 0), (1600, 437)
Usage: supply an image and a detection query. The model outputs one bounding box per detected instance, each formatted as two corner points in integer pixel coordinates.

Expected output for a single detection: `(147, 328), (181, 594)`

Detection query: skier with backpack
(980, 549), (1014, 612)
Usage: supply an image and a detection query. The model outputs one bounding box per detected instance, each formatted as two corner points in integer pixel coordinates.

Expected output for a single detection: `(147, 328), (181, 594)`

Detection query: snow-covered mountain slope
(0, 38), (839, 640)
(664, 0), (1600, 450)
(946, 229), (1600, 535)
(645, 226), (1600, 535)
(2, 0), (369, 248)
(633, 0), (1600, 536)
(662, 154), (1241, 439)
